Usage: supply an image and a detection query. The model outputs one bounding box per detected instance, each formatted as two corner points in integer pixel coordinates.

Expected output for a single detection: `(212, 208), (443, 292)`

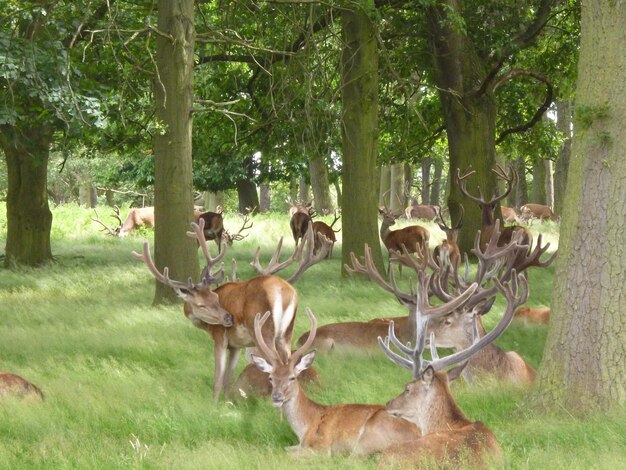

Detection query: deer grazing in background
(379, 207), (430, 275)
(91, 206), (155, 237)
(250, 309), (421, 456)
(456, 166), (532, 250)
(132, 219), (331, 401)
(405, 201), (440, 221)
(0, 372), (44, 400)
(501, 205), (522, 224)
(289, 201), (316, 247)
(520, 203), (560, 223)
(433, 205), (464, 268)
(311, 211), (340, 258)
(514, 305), (551, 324)
(378, 270), (528, 468)
(195, 210), (253, 253)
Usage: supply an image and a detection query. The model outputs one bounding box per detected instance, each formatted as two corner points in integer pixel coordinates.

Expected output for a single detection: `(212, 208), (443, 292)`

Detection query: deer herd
(4, 166), (558, 468)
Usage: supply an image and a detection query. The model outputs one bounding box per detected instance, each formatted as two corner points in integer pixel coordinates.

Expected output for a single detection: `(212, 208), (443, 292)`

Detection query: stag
(405, 202), (440, 221)
(379, 207), (430, 275)
(378, 270), (528, 468)
(249, 309), (421, 456)
(132, 220), (330, 401)
(456, 166), (531, 250)
(311, 211), (340, 258)
(520, 203), (560, 223)
(433, 205), (464, 268)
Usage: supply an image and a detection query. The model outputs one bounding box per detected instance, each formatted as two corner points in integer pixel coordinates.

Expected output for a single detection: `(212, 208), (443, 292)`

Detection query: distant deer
(91, 206), (155, 237)
(379, 207), (430, 274)
(132, 220), (331, 401)
(250, 309), (421, 456)
(311, 211), (340, 258)
(405, 202), (440, 221)
(378, 272), (528, 468)
(288, 200), (316, 247)
(195, 210), (253, 253)
(501, 205), (522, 224)
(456, 166), (532, 250)
(0, 372), (44, 400)
(433, 205), (464, 268)
(520, 203), (560, 223)
(514, 305), (551, 324)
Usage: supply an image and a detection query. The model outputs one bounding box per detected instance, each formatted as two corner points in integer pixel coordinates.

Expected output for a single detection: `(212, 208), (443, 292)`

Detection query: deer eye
(444, 319), (452, 326)
(289, 376), (296, 382)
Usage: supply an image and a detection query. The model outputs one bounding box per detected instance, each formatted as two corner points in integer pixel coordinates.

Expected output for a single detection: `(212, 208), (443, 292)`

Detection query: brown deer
(456, 166), (532, 250)
(520, 203), (560, 223)
(405, 203), (440, 221)
(132, 220), (330, 401)
(514, 305), (551, 324)
(501, 205), (522, 224)
(0, 372), (44, 400)
(379, 207), (430, 274)
(119, 207), (155, 237)
(311, 211), (340, 258)
(195, 210), (253, 253)
(378, 272), (528, 468)
(433, 205), (464, 268)
(249, 309), (421, 456)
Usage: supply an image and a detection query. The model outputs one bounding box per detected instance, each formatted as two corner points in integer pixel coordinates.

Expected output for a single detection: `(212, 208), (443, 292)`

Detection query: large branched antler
(187, 218), (226, 286)
(91, 206), (123, 236)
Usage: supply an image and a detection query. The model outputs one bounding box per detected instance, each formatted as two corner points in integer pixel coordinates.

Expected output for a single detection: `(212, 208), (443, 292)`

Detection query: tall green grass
(1, 204), (624, 469)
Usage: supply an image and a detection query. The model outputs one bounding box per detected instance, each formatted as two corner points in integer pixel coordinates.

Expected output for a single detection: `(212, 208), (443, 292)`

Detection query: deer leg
(213, 336), (228, 401)
(222, 347), (241, 391)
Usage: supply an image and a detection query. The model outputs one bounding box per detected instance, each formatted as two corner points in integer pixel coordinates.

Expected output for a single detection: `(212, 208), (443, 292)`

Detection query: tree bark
(379, 165), (390, 207)
(544, 159), (554, 209)
(420, 157), (431, 204)
(152, 0), (199, 304)
(0, 125), (53, 267)
(430, 160), (443, 205)
(530, 0), (626, 413)
(259, 183), (271, 212)
(390, 162), (405, 211)
(308, 156), (333, 214)
(554, 99), (572, 215)
(298, 176), (310, 203)
(532, 158), (547, 204)
(236, 157), (259, 214)
(340, 3), (385, 275)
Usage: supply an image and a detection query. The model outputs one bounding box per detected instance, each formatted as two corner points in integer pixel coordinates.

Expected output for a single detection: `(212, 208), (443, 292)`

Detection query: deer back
(514, 305), (551, 324)
(290, 212), (312, 243)
(384, 225), (430, 253)
(406, 204), (439, 221)
(196, 210), (224, 241)
(0, 372), (44, 400)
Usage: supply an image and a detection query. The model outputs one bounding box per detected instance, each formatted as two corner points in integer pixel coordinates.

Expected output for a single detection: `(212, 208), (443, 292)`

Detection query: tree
(340, 2), (385, 275)
(531, 0), (626, 413)
(152, 0), (199, 303)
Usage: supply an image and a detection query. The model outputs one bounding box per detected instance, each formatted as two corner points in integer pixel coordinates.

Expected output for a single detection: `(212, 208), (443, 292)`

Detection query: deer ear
(421, 366), (435, 384)
(250, 354), (273, 374)
(447, 361), (468, 382)
(173, 287), (193, 301)
(294, 350), (316, 376)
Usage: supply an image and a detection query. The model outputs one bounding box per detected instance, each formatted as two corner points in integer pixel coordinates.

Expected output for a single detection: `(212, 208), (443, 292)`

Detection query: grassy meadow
(0, 203), (624, 469)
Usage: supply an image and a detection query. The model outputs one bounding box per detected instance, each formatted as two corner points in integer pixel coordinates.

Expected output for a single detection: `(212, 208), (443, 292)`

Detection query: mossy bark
(390, 163), (405, 211)
(553, 100), (572, 215)
(532, 158), (547, 204)
(308, 155), (333, 213)
(340, 3), (385, 275)
(530, 0), (626, 414)
(1, 125), (53, 267)
(152, 0), (199, 304)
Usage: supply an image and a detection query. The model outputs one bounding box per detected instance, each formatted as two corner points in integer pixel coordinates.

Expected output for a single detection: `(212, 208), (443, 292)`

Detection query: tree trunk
(333, 179), (342, 208)
(340, 3), (385, 275)
(1, 125), (53, 267)
(308, 156), (333, 214)
(390, 162), (405, 211)
(531, 0), (626, 413)
(430, 160), (443, 205)
(298, 176), (310, 203)
(259, 183), (271, 212)
(379, 165), (390, 207)
(545, 159), (554, 209)
(426, 4), (499, 254)
(554, 99), (572, 216)
(532, 158), (547, 204)
(236, 157), (259, 214)
(152, 0), (199, 304)
(420, 157), (431, 204)
(508, 156), (528, 208)
(203, 191), (224, 212)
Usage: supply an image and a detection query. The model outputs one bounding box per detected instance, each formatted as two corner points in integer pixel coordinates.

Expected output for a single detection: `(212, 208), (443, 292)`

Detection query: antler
(131, 242), (196, 291)
(90, 206), (122, 236)
(250, 225), (331, 284)
(455, 165), (517, 206)
(435, 205), (464, 233)
(224, 213), (253, 243)
(187, 218), (226, 285)
(253, 311), (281, 364)
(291, 308), (318, 365)
(510, 233), (557, 272)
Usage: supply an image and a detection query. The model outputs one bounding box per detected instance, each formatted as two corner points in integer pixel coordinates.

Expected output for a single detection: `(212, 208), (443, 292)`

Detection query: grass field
(1, 204), (624, 469)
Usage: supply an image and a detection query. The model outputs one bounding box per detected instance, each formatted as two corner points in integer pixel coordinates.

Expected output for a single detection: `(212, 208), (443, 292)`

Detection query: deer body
(290, 212), (312, 247)
(520, 203), (559, 222)
(405, 204), (439, 221)
(501, 206), (522, 224)
(379, 209), (430, 275)
(381, 369), (501, 468)
(0, 372), (44, 400)
(433, 206), (463, 268)
(195, 210), (225, 252)
(311, 213), (340, 258)
(119, 207), (155, 237)
(515, 306), (551, 324)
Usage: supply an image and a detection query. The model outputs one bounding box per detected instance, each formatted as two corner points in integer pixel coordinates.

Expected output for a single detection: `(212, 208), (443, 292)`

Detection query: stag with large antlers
(249, 309), (421, 456)
(378, 271), (528, 468)
(132, 219), (327, 401)
(456, 165), (531, 250)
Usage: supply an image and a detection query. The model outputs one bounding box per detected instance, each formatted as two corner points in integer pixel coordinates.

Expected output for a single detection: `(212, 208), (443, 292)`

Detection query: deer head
(250, 308), (318, 408)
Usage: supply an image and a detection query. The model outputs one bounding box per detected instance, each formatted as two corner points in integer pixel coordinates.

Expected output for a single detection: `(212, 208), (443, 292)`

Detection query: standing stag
(379, 207), (430, 275)
(520, 203), (560, 223)
(433, 205), (464, 268)
(456, 165), (531, 250)
(250, 309), (421, 456)
(311, 211), (340, 258)
(132, 219), (330, 401)
(288, 200), (316, 247)
(378, 270), (528, 468)
(405, 202), (440, 221)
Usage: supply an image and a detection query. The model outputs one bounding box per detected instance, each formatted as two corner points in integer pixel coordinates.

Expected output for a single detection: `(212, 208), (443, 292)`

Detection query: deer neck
(481, 205), (495, 228)
(281, 382), (324, 442)
(459, 317), (506, 373)
(380, 219), (394, 243)
(420, 381), (471, 435)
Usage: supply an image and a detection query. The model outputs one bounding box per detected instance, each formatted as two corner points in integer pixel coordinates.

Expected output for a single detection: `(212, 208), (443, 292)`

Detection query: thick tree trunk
(531, 0), (626, 413)
(308, 156), (333, 214)
(333, 179), (342, 209)
(152, 0), (199, 304)
(390, 162), (405, 211)
(1, 125), (53, 267)
(379, 165), (390, 207)
(508, 156), (528, 208)
(203, 191), (224, 212)
(532, 158), (547, 204)
(426, 5), (498, 254)
(420, 157), (431, 204)
(545, 159), (554, 209)
(236, 157), (259, 214)
(430, 160), (443, 205)
(340, 3), (385, 275)
(298, 176), (310, 203)
(554, 100), (572, 216)
(259, 183), (271, 212)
